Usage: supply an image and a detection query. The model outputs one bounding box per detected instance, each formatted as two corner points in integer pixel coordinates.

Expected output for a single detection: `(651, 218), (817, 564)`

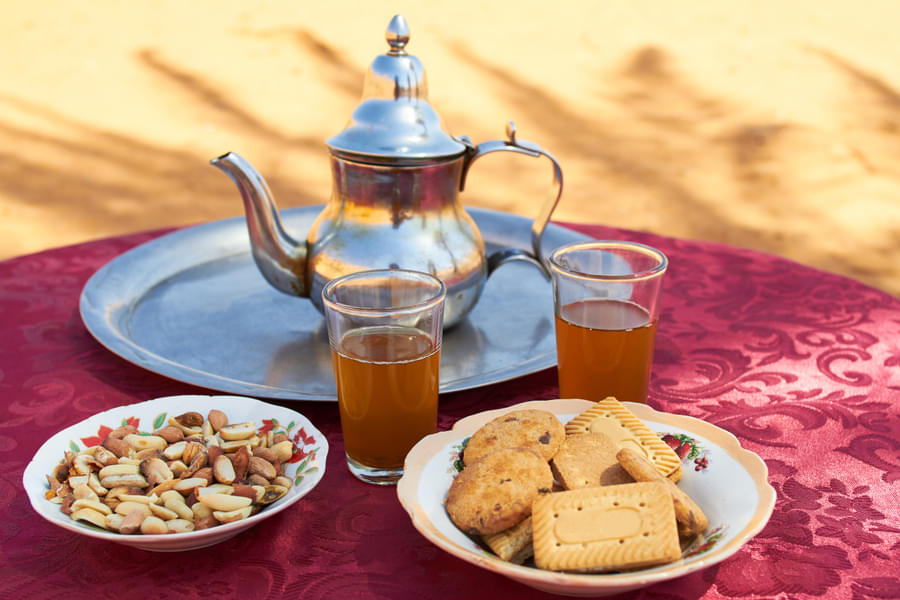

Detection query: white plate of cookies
(397, 398), (775, 597)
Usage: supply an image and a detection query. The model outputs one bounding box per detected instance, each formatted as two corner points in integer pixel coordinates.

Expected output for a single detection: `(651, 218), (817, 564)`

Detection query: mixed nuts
(44, 409), (297, 535)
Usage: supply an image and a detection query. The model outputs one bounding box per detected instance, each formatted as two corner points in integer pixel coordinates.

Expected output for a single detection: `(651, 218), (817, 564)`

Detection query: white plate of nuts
(22, 394), (328, 551)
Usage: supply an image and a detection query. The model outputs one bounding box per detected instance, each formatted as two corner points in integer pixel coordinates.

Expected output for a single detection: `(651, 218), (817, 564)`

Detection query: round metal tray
(79, 207), (589, 401)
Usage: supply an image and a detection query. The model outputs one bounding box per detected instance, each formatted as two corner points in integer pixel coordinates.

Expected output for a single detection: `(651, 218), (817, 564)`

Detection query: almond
(232, 446), (250, 481)
(154, 426), (184, 444)
(251, 447), (277, 463)
(207, 409), (228, 432)
(248, 474), (269, 487)
(207, 444), (223, 467)
(193, 467), (214, 485)
(248, 456), (276, 481)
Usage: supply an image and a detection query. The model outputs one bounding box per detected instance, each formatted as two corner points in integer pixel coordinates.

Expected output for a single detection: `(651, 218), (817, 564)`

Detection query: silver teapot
(212, 15), (563, 328)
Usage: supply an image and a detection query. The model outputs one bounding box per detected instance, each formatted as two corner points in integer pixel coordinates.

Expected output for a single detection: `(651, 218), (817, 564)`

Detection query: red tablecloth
(2, 223), (899, 599)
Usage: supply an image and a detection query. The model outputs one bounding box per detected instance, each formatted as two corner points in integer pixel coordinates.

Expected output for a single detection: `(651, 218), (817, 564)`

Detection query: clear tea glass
(322, 269), (445, 485)
(549, 241), (667, 404)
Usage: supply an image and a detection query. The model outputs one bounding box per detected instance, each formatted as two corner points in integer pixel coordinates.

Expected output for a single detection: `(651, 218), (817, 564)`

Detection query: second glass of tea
(549, 241), (668, 404)
(322, 269), (445, 485)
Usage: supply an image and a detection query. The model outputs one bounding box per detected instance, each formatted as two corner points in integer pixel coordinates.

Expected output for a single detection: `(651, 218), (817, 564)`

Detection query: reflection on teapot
(212, 15), (563, 328)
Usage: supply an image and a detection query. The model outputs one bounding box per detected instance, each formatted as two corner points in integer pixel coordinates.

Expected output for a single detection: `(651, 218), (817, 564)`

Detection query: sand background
(2, 1), (897, 295)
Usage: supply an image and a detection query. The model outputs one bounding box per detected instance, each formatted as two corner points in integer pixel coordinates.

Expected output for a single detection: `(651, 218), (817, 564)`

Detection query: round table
(2, 222), (898, 599)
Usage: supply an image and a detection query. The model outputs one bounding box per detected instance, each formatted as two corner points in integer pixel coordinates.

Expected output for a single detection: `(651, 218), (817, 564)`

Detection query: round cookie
(446, 447), (553, 536)
(462, 409), (565, 466)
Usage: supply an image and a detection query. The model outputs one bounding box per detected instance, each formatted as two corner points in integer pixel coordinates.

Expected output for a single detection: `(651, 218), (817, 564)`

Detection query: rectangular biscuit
(565, 397), (683, 480)
(482, 516), (533, 564)
(532, 482), (680, 572)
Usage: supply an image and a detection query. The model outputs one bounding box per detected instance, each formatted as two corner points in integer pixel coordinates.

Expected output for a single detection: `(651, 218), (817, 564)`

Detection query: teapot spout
(210, 152), (309, 297)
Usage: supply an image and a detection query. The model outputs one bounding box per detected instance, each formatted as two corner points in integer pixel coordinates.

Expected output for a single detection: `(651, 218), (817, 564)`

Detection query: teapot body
(210, 16), (564, 330)
(305, 154), (486, 327)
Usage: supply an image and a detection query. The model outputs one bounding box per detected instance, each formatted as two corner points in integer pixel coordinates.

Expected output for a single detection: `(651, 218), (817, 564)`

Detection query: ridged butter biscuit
(446, 447), (553, 536)
(482, 516), (534, 564)
(565, 397), (682, 480)
(532, 482), (681, 572)
(463, 409), (565, 466)
(550, 432), (634, 489)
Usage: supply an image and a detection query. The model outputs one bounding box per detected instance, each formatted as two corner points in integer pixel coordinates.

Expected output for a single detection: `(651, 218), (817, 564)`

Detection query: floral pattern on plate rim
(69, 413), (321, 487)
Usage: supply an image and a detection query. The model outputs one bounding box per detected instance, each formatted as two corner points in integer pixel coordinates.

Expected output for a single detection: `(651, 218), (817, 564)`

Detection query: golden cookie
(550, 432), (634, 489)
(446, 447), (553, 536)
(565, 397), (682, 479)
(532, 482), (681, 572)
(463, 409), (565, 466)
(482, 516), (534, 564)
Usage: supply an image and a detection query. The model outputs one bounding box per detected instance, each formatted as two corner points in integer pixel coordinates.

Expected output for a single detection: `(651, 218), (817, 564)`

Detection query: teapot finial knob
(385, 15), (410, 55)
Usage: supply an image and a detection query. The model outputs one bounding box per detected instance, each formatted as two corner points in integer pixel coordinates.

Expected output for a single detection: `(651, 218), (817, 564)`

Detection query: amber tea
(331, 326), (440, 470)
(555, 298), (658, 404)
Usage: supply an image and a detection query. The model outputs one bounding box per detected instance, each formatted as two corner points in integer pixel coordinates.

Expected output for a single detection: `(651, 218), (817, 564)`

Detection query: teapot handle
(459, 122), (563, 279)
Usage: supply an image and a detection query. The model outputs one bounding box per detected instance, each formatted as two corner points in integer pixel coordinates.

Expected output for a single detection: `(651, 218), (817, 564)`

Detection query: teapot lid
(326, 15), (467, 163)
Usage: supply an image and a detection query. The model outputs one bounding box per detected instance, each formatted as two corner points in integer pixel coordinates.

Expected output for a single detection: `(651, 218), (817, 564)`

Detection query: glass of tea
(548, 241), (668, 404)
(322, 269), (446, 485)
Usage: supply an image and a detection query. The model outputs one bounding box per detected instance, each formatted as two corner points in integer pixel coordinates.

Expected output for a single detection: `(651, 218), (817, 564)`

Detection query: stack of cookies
(444, 397), (708, 573)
